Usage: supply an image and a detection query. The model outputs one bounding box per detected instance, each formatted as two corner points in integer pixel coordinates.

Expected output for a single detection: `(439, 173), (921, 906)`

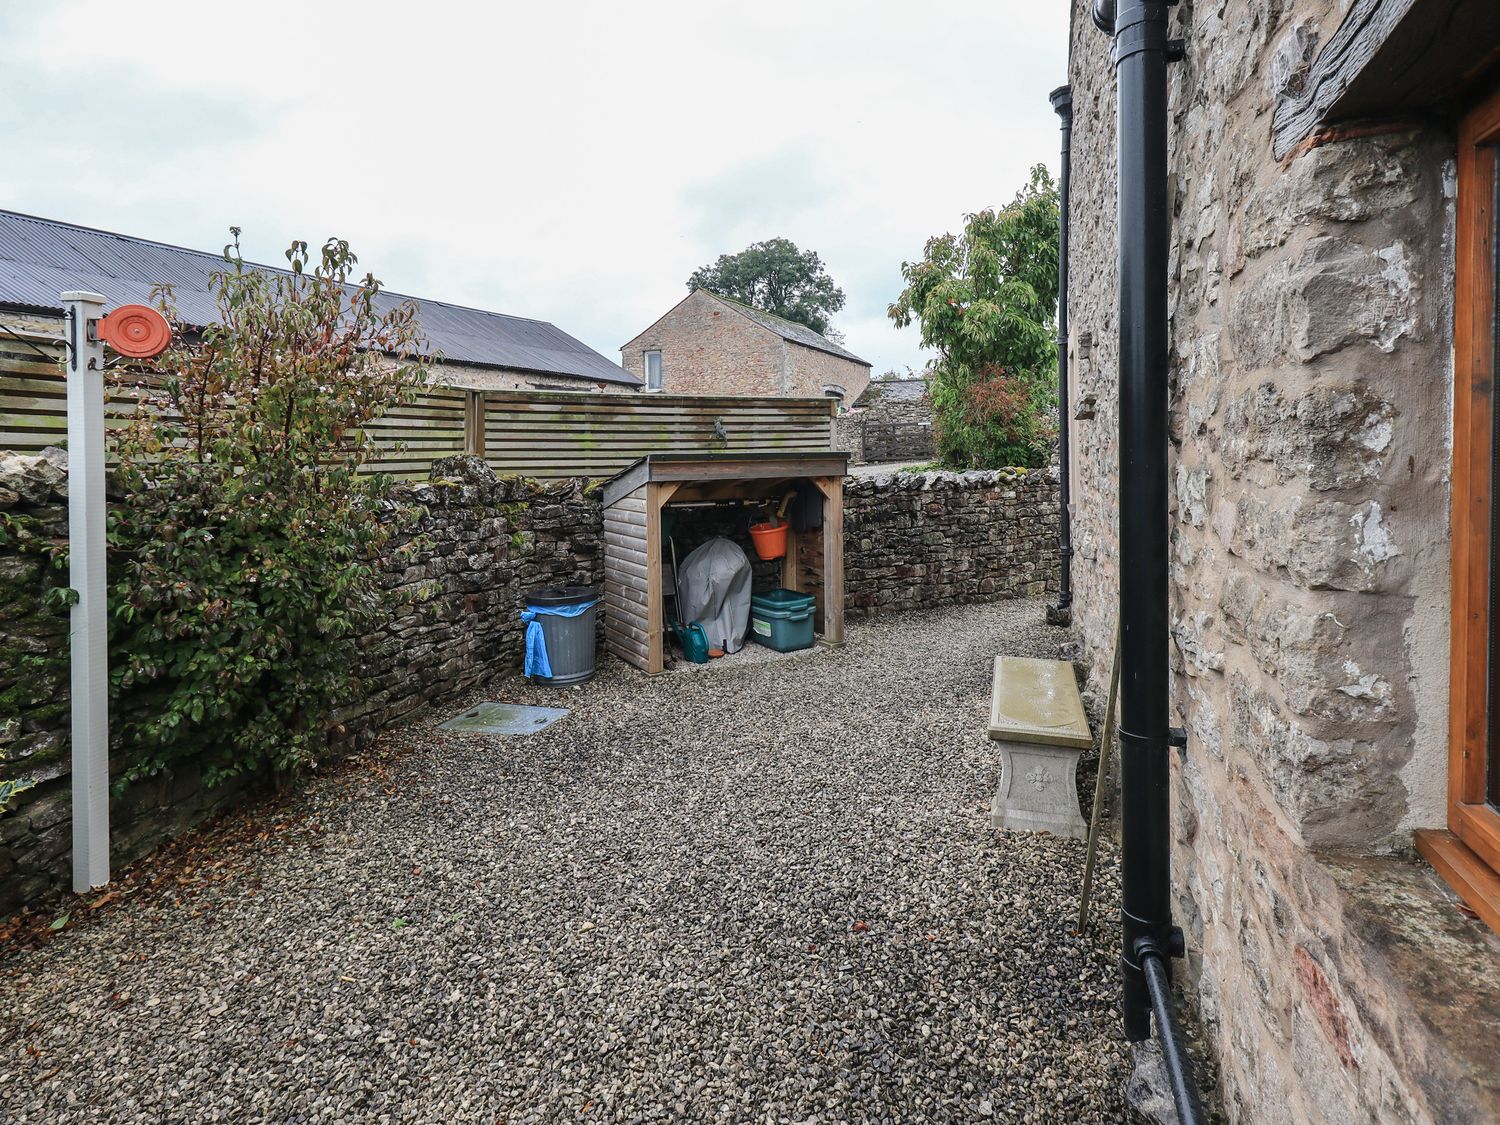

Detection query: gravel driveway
(0, 599), (1128, 1123)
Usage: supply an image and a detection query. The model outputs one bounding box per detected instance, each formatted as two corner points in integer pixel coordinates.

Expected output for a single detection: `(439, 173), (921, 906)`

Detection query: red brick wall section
(622, 291), (870, 401)
(785, 343), (872, 406)
(622, 291), (785, 394)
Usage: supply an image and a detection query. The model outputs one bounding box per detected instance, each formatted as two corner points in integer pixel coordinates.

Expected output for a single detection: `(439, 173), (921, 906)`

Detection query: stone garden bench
(988, 656), (1092, 839)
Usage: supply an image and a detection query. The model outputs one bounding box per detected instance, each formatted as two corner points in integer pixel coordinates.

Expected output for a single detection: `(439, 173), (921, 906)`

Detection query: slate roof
(0, 210), (641, 386)
(855, 376), (929, 407)
(702, 290), (871, 366)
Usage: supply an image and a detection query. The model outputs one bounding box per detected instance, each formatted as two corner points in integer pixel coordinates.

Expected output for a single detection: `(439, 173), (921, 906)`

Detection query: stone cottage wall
(620, 291), (786, 395)
(1067, 0), (1492, 1120)
(782, 341), (872, 405)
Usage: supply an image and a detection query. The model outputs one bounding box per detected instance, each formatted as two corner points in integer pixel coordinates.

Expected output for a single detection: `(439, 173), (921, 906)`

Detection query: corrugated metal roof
(0, 210), (641, 386)
(703, 290), (871, 366)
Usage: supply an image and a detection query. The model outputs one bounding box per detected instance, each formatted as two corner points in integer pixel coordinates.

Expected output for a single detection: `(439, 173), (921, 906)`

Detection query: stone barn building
(620, 288), (871, 405)
(1064, 1), (1500, 1120)
(0, 210), (641, 394)
(833, 375), (936, 464)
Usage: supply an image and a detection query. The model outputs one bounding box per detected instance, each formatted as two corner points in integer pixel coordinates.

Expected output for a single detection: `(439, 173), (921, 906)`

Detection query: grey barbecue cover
(675, 536), (752, 654)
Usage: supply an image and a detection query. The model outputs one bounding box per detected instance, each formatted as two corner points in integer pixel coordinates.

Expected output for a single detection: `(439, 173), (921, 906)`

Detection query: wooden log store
(601, 452), (849, 674)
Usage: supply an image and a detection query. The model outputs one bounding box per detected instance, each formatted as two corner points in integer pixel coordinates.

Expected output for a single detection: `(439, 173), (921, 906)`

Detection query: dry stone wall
(844, 469), (1058, 613)
(336, 457), (603, 745)
(832, 381), (934, 464)
(0, 453), (600, 916)
(0, 450), (1054, 917)
(1067, 0), (1478, 1119)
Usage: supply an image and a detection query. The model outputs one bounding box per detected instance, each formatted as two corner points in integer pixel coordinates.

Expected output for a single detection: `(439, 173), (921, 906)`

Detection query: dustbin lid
(526, 585), (597, 607)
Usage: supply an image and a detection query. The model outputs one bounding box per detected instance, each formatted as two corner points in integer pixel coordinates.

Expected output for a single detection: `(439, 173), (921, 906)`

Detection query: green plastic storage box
(749, 588), (817, 652)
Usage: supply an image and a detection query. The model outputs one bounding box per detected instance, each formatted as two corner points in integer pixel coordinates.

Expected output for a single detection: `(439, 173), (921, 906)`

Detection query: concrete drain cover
(439, 702), (569, 735)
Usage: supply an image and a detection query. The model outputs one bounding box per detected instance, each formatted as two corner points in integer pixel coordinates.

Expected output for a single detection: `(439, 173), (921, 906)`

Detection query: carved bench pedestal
(990, 739), (1088, 839)
(987, 656), (1093, 841)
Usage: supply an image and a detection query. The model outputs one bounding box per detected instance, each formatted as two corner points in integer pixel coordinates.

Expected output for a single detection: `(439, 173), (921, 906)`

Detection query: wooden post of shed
(814, 475), (844, 646)
(601, 453), (849, 673)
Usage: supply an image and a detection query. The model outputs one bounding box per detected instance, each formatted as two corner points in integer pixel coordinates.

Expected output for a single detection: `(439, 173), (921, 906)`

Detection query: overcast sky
(0, 2), (1069, 376)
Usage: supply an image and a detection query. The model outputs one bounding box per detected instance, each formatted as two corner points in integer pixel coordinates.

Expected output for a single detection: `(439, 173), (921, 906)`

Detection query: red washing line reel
(97, 304), (172, 359)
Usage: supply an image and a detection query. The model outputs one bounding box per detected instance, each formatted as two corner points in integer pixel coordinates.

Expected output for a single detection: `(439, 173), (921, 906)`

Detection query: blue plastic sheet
(520, 600), (597, 679)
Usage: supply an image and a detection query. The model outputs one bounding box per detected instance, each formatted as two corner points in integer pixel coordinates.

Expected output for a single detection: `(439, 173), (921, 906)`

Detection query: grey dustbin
(525, 586), (598, 685)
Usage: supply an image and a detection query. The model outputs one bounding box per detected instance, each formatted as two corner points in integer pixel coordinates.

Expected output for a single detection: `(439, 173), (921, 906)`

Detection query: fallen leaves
(1, 801), (329, 955)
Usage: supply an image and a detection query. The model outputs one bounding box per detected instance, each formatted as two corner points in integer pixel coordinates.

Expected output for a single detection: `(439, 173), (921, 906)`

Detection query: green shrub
(107, 233), (429, 788)
(933, 363), (1056, 472)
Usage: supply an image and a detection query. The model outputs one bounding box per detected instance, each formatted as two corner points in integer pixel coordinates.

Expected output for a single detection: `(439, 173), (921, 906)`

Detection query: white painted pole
(63, 291), (110, 893)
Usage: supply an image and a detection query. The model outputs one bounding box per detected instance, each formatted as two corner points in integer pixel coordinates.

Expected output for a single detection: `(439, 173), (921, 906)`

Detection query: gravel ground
(0, 599), (1129, 1124)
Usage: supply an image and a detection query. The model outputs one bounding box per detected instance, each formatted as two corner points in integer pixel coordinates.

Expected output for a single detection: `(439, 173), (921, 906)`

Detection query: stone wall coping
(845, 467), (1040, 492)
(0, 448), (68, 508)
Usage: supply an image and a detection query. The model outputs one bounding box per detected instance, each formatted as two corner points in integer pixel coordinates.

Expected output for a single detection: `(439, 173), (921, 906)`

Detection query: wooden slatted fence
(2, 343), (834, 480)
(360, 388), (467, 477)
(479, 390), (834, 479)
(0, 341), (463, 478)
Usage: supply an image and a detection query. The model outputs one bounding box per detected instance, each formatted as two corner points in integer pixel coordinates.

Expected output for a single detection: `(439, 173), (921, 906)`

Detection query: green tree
(106, 233), (430, 788)
(688, 237), (846, 334)
(889, 165), (1060, 469)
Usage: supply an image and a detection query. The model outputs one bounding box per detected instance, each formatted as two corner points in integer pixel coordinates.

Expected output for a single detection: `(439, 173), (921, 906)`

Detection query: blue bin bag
(521, 600), (598, 679)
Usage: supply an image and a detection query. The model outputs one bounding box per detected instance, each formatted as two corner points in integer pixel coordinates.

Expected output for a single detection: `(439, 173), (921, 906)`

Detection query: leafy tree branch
(689, 237), (846, 335)
(890, 165), (1060, 469)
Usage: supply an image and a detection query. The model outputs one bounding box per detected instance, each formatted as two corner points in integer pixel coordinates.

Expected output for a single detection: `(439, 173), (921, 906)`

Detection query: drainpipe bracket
(1138, 927), (1186, 962)
(1110, 2), (1172, 64)
(1167, 726), (1188, 758)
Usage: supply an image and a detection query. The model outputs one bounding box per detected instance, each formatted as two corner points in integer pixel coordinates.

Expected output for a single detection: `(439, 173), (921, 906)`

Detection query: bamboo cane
(1078, 621), (1122, 932)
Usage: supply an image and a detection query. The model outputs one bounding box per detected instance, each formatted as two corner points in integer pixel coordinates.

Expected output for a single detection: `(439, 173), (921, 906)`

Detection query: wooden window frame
(1419, 82), (1500, 934)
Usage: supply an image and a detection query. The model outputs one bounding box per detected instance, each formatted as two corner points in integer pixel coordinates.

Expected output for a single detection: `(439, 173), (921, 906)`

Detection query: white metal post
(63, 290), (110, 892)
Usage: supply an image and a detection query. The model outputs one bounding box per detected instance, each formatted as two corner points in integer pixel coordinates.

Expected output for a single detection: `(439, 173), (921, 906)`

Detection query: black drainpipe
(1048, 84), (1074, 626)
(1093, 2), (1207, 1123)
